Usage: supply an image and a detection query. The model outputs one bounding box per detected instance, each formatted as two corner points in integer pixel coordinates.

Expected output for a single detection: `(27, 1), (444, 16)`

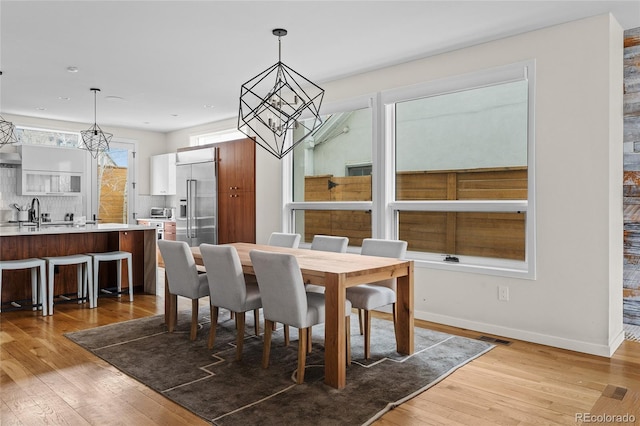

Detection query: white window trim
(283, 60), (536, 279)
(382, 60), (536, 279)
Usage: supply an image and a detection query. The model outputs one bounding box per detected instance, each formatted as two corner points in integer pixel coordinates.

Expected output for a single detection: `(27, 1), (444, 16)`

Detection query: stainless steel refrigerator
(175, 147), (217, 246)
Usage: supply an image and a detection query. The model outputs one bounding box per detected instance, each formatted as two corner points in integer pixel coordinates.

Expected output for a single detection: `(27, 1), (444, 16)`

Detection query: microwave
(150, 207), (170, 218)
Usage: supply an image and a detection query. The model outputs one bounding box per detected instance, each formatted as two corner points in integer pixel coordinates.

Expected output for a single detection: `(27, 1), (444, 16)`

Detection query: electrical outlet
(498, 285), (509, 301)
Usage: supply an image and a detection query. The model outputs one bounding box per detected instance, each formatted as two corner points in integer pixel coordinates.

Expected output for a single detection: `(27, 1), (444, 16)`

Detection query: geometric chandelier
(0, 71), (19, 146)
(238, 28), (324, 160)
(81, 88), (112, 158)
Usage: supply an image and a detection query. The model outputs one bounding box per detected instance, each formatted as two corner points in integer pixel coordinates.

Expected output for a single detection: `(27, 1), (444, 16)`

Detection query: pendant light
(81, 88), (112, 158)
(0, 71), (19, 146)
(238, 28), (324, 159)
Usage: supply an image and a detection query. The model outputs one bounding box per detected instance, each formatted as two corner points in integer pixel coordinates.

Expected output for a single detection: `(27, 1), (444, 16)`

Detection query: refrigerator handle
(186, 179), (191, 238)
(190, 179), (197, 238)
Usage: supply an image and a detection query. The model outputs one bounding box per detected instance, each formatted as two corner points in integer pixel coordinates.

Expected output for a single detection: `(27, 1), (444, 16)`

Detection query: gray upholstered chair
(267, 231), (302, 340)
(249, 249), (351, 384)
(199, 244), (262, 361)
(158, 240), (209, 340)
(267, 232), (301, 248)
(310, 235), (349, 253)
(306, 235), (349, 295)
(346, 238), (408, 359)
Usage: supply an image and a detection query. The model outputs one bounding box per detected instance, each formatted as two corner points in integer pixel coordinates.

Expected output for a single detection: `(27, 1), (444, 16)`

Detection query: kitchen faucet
(30, 197), (41, 228)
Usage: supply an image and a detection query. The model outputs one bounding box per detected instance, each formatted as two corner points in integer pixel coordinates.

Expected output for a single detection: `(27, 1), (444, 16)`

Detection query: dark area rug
(65, 308), (494, 425)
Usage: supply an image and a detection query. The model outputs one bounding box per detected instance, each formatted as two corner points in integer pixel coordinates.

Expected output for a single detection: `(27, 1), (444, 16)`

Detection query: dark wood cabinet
(217, 138), (256, 244)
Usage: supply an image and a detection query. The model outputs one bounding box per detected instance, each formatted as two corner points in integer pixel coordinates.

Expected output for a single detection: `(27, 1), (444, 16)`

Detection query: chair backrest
(267, 232), (301, 248)
(249, 249), (308, 328)
(199, 244), (246, 311)
(361, 238), (408, 259)
(158, 240), (202, 298)
(311, 235), (348, 253)
(360, 238), (408, 289)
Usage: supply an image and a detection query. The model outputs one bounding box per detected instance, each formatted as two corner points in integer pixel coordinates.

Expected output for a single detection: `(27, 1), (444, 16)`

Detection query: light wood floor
(1, 294), (639, 425)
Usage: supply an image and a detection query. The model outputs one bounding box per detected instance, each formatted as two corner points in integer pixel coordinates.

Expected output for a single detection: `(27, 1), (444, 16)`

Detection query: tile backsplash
(1, 165), (178, 222)
(0, 165), (84, 222)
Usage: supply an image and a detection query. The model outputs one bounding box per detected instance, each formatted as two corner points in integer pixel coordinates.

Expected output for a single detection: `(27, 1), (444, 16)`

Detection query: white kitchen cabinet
(18, 145), (86, 196)
(150, 153), (176, 195)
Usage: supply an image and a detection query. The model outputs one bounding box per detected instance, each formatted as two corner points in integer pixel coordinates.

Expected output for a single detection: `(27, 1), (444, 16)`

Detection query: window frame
(283, 60), (536, 278)
(283, 95), (377, 247)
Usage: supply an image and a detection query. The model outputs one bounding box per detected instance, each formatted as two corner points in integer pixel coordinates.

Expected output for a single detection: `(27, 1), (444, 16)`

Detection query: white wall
(305, 13), (623, 357)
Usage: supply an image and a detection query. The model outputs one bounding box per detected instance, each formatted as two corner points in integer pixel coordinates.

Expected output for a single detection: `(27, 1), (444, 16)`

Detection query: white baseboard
(415, 309), (626, 358)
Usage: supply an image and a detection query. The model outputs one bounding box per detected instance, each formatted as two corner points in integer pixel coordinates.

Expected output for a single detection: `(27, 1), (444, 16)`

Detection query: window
(286, 98), (374, 246)
(284, 62), (535, 278)
(385, 61), (535, 277)
(15, 126), (81, 147)
(191, 129), (246, 146)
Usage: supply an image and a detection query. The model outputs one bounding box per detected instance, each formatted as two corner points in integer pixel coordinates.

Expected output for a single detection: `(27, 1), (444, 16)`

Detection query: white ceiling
(1, 1), (639, 134)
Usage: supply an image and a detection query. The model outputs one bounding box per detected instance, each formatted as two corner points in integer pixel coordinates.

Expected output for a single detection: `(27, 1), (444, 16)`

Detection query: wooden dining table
(167, 242), (414, 389)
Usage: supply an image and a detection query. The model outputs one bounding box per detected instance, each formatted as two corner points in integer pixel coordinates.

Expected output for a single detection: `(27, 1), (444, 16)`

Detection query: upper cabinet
(150, 153), (176, 195)
(17, 145), (86, 196)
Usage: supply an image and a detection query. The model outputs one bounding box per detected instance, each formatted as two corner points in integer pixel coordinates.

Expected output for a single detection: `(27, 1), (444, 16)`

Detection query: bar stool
(42, 254), (93, 315)
(87, 251), (133, 307)
(0, 258), (47, 316)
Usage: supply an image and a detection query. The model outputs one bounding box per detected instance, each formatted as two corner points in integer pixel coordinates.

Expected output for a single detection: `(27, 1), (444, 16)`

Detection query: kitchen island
(0, 223), (157, 307)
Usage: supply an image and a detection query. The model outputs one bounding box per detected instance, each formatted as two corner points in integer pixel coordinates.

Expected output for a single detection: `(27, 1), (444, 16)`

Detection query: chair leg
(307, 327), (312, 354)
(48, 262), (54, 315)
(127, 255), (133, 302)
(76, 264), (83, 304)
(190, 299), (199, 340)
(364, 309), (372, 360)
(168, 293), (177, 332)
(346, 315), (351, 365)
(39, 263), (47, 316)
(358, 308), (364, 335)
(116, 259), (122, 298)
(30, 267), (38, 311)
(284, 324), (290, 346)
(253, 308), (260, 335)
(262, 319), (273, 369)
(208, 306), (219, 349)
(297, 327), (308, 384)
(235, 312), (245, 361)
(392, 302), (398, 346)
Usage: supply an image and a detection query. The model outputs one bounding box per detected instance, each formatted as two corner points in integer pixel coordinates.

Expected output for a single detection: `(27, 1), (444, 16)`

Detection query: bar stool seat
(0, 258), (47, 316)
(87, 251), (133, 307)
(42, 254), (93, 315)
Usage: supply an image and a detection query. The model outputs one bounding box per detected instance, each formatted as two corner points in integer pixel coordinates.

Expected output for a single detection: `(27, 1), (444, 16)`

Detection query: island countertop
(0, 223), (156, 237)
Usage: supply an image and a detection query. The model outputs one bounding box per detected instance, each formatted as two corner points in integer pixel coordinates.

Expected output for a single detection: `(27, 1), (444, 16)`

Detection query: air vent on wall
(477, 335), (512, 345)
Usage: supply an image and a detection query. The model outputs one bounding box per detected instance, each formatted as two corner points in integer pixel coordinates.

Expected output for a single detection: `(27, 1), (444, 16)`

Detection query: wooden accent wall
(304, 167), (527, 260)
(623, 27), (640, 297)
(304, 175), (372, 246)
(98, 166), (128, 223)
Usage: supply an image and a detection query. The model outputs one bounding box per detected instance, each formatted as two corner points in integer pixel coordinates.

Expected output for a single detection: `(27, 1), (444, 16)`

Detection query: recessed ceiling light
(105, 96), (125, 102)
(66, 66), (79, 73)
(143, 121), (150, 124)
(36, 107), (46, 111)
(203, 104), (215, 109)
(170, 114), (178, 117)
(58, 96), (71, 101)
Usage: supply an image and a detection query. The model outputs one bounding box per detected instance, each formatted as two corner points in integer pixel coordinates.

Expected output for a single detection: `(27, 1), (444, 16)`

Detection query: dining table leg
(323, 272), (347, 389)
(395, 262), (414, 355)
